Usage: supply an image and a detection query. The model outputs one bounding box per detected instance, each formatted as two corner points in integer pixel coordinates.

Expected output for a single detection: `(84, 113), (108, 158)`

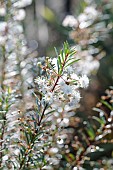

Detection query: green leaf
(93, 107), (103, 113)
(60, 49), (65, 62)
(25, 131), (30, 145)
(65, 59), (80, 68)
(101, 99), (113, 110)
(92, 116), (105, 126)
(66, 57), (77, 63)
(58, 55), (62, 70)
(86, 124), (95, 140)
(63, 41), (69, 54)
(45, 109), (56, 115)
(68, 49), (77, 58)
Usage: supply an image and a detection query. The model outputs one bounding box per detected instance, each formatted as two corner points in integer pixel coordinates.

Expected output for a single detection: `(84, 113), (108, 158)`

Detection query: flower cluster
(35, 43), (89, 111)
(34, 42), (89, 168)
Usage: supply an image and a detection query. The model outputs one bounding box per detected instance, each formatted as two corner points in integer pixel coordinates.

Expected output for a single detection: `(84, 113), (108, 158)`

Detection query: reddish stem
(51, 53), (69, 92)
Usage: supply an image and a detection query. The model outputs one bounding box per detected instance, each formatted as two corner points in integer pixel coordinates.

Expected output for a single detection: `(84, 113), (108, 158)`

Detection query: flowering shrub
(0, 41), (113, 169)
(0, 42), (89, 169)
(19, 42), (89, 169)
(0, 1), (113, 170)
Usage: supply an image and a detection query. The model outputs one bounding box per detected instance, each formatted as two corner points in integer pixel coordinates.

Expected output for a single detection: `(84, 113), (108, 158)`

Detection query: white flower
(65, 66), (73, 74)
(0, 22), (7, 32)
(57, 138), (64, 145)
(49, 147), (58, 154)
(14, 9), (26, 21)
(71, 73), (79, 81)
(84, 6), (98, 18)
(69, 91), (81, 107)
(62, 15), (78, 28)
(63, 118), (69, 125)
(79, 75), (89, 88)
(35, 77), (45, 85)
(73, 167), (77, 170)
(78, 13), (87, 23)
(0, 8), (6, 16)
(14, 149), (20, 156)
(0, 36), (7, 45)
(12, 24), (23, 34)
(13, 0), (32, 8)
(44, 92), (53, 104)
(2, 155), (8, 161)
(60, 83), (72, 95)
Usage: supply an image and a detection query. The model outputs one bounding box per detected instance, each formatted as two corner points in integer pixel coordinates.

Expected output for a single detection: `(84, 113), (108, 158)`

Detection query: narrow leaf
(101, 100), (113, 110)
(65, 59), (80, 68)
